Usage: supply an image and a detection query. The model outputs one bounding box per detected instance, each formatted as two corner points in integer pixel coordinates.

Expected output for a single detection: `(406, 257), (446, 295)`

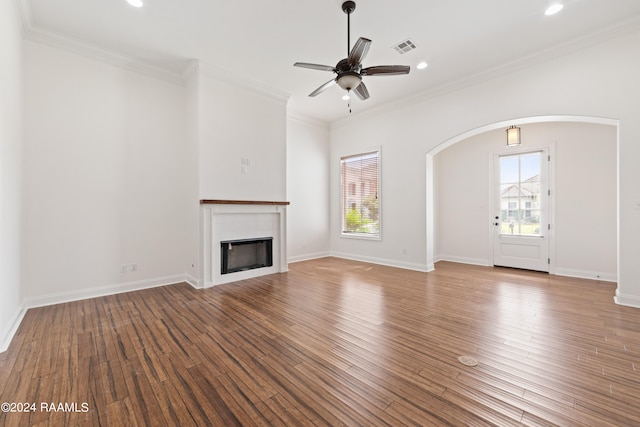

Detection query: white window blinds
(341, 151), (380, 238)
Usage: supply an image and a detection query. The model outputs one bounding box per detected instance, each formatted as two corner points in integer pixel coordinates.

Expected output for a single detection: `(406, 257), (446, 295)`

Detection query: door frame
(488, 144), (555, 273)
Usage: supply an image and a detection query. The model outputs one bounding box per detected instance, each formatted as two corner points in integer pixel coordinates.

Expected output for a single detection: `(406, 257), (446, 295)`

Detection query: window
(498, 151), (542, 235)
(341, 151), (380, 238)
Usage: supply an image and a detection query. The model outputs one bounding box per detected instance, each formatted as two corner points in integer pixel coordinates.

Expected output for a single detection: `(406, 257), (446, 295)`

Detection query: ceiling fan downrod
(342, 1), (356, 57)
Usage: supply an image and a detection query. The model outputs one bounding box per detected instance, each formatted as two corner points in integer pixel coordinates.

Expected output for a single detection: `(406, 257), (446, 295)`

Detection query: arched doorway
(426, 116), (618, 281)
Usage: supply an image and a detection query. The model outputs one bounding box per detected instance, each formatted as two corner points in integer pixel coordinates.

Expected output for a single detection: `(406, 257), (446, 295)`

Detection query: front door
(493, 149), (550, 272)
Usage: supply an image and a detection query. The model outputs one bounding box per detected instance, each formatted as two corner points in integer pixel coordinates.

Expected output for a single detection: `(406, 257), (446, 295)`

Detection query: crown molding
(14, 0), (287, 103)
(181, 59), (200, 81)
(197, 60), (290, 105)
(287, 110), (330, 129)
(14, 0), (32, 36)
(16, 0), (187, 86)
(23, 26), (188, 86)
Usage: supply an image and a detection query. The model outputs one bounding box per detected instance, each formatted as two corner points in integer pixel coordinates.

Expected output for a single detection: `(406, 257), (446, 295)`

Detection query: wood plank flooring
(1, 258), (639, 426)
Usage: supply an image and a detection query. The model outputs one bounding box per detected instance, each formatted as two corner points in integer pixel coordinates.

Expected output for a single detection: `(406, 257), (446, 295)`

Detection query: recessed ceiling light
(545, 4), (563, 15)
(127, 0), (143, 8)
(417, 61), (428, 70)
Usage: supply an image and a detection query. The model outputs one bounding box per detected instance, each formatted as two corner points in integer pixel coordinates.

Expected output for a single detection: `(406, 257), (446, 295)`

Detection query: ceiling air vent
(392, 38), (417, 54)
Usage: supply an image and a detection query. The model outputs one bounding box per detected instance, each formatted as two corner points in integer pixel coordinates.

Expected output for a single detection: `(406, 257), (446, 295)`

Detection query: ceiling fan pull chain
(348, 90), (352, 113)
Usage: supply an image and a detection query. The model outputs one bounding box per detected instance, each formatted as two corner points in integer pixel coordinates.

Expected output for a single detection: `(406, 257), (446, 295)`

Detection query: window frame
(339, 148), (382, 241)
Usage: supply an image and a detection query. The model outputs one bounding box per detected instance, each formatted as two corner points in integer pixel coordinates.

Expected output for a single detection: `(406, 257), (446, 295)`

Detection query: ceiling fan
(294, 0), (410, 101)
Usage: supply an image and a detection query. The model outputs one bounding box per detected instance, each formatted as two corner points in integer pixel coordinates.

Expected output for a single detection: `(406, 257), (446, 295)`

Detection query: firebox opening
(220, 237), (273, 275)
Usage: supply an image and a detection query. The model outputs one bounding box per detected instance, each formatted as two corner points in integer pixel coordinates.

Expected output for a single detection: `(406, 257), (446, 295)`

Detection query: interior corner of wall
(0, 303), (27, 353)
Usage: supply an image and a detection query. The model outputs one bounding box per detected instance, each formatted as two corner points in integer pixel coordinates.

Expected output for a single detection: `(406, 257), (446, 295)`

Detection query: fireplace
(221, 237), (273, 274)
(199, 200), (288, 287)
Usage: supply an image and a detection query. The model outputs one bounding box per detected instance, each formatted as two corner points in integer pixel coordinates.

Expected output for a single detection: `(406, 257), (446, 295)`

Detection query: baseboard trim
(554, 268), (617, 283)
(330, 251), (430, 272)
(25, 274), (194, 309)
(436, 256), (618, 283)
(435, 255), (491, 267)
(1, 304), (27, 353)
(184, 274), (201, 289)
(614, 289), (640, 309)
(288, 252), (331, 264)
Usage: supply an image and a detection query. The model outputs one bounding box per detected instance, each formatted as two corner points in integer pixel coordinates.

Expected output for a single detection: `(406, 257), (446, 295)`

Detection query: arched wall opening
(426, 115), (619, 282)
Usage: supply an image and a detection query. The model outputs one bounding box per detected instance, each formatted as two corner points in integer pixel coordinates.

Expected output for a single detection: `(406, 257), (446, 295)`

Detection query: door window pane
(499, 152), (542, 236)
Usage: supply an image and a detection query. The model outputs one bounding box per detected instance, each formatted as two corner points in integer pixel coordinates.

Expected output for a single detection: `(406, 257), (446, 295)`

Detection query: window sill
(340, 233), (381, 241)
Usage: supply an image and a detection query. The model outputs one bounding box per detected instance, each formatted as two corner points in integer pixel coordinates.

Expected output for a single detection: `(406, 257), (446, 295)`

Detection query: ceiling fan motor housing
(336, 58), (360, 74)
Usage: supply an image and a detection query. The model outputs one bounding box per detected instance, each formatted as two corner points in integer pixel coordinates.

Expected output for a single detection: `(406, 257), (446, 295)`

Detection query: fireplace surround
(199, 200), (288, 287)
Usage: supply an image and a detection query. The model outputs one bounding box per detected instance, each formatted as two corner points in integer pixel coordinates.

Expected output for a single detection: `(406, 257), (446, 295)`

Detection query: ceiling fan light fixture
(337, 72), (362, 91)
(127, 0), (144, 8)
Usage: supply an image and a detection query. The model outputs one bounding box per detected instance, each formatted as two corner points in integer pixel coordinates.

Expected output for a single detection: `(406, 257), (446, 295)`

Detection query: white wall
(183, 67), (201, 283)
(554, 123), (617, 280)
(197, 70), (287, 202)
(286, 114), (331, 262)
(0, 0), (25, 352)
(23, 41), (192, 306)
(329, 117), (429, 272)
(330, 29), (640, 307)
(435, 122), (617, 281)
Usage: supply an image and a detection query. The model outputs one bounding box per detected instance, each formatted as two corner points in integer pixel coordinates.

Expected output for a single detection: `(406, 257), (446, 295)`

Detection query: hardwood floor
(1, 258), (639, 426)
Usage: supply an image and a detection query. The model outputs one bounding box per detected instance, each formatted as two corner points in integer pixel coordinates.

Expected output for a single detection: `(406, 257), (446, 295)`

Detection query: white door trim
(489, 145), (555, 272)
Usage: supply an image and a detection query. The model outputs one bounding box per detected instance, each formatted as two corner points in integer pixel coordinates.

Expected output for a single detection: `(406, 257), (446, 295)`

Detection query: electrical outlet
(131, 263), (137, 272)
(121, 264), (127, 273)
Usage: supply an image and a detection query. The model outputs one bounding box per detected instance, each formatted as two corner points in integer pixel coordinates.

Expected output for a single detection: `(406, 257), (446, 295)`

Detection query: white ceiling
(21, 0), (640, 123)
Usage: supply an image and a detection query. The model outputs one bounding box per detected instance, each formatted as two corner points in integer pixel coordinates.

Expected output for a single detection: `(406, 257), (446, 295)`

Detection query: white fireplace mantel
(199, 200), (289, 288)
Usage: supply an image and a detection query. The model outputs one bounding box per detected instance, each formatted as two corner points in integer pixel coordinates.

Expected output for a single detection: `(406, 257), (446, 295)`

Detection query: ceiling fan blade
(348, 37), (372, 66)
(294, 62), (336, 72)
(309, 78), (337, 97)
(353, 81), (370, 100)
(362, 65), (410, 76)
